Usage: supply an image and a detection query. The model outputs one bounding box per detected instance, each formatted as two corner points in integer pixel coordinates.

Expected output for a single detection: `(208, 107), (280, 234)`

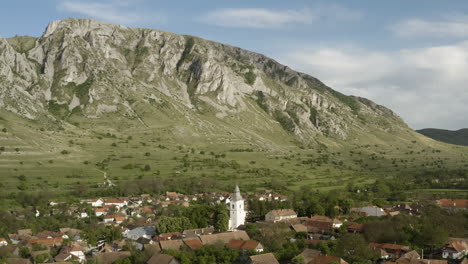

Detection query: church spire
(233, 184), (243, 201)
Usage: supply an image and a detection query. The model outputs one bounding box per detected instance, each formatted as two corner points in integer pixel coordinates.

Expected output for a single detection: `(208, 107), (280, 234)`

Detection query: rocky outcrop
(0, 18), (407, 142)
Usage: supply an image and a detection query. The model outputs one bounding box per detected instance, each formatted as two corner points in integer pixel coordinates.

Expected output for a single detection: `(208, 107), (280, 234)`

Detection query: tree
(155, 216), (193, 234)
(214, 206), (229, 232)
(335, 234), (377, 264)
(292, 255), (306, 264)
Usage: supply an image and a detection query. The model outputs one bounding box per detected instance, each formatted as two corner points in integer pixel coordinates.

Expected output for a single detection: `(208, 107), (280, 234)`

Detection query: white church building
(228, 185), (246, 231)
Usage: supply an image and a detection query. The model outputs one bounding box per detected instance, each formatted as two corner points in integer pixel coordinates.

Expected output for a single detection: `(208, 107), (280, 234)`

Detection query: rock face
(0, 18), (406, 143)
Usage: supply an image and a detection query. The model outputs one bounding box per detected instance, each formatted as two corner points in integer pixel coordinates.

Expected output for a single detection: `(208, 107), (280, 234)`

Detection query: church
(228, 185), (246, 231)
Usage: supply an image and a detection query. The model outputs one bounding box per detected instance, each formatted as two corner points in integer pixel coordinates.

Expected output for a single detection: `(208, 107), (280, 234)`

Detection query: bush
(61, 150), (69, 155)
(244, 71), (256, 85)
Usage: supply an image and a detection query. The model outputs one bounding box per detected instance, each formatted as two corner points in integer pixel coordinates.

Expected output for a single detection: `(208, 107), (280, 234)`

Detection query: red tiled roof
(226, 239), (244, 249)
(241, 240), (260, 250)
(183, 238), (203, 249)
(308, 255), (349, 264)
(437, 199), (468, 208)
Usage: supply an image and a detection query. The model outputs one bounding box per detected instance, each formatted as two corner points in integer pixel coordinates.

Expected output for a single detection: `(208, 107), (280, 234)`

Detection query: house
(436, 199), (468, 210)
(199, 231), (250, 245)
(155, 232), (183, 241)
(265, 209), (297, 222)
(159, 240), (184, 251)
(0, 238), (8, 246)
(346, 222), (364, 233)
(103, 215), (116, 223)
(295, 249), (322, 264)
(182, 227), (214, 237)
(183, 238), (203, 250)
(248, 253), (280, 264)
(247, 253), (280, 264)
(90, 198), (104, 207)
(126, 226), (156, 240)
(95, 208), (108, 216)
(134, 237), (153, 251)
(29, 237), (63, 247)
(395, 250), (421, 264)
(442, 240), (468, 259)
(369, 243), (410, 259)
(396, 251), (447, 264)
(6, 258), (31, 264)
(308, 255), (349, 264)
(291, 224), (308, 233)
(103, 214), (126, 224)
(227, 239), (263, 252)
(104, 198), (127, 208)
(54, 245), (86, 263)
(352, 206), (386, 217)
(147, 253), (180, 264)
(17, 229), (32, 236)
(96, 251), (131, 264)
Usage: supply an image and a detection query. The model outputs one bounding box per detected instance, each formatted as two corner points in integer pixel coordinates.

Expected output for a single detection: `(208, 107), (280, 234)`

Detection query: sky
(1, 0), (468, 130)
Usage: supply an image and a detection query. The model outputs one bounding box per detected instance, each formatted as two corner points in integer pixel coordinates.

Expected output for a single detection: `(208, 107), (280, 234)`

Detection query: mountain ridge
(1, 18), (467, 199)
(0, 18), (405, 144)
(417, 128), (468, 146)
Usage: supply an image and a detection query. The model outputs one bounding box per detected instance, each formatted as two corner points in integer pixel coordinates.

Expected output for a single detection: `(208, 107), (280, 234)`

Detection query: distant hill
(417, 128), (468, 146)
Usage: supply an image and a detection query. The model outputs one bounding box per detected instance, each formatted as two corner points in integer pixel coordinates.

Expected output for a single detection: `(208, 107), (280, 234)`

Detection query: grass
(0, 93), (467, 209)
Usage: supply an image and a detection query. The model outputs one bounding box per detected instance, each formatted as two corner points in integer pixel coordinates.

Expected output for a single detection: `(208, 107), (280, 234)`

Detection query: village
(0, 185), (467, 264)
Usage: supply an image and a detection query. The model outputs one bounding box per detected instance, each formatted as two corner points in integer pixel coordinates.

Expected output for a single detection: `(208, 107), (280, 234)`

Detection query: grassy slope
(1, 105), (467, 209)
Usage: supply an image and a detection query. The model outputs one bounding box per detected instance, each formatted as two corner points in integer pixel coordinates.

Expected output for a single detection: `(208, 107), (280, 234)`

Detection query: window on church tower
(232, 204), (234, 209)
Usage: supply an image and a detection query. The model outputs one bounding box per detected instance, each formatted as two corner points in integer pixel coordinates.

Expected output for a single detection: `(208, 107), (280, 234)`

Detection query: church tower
(228, 185), (246, 231)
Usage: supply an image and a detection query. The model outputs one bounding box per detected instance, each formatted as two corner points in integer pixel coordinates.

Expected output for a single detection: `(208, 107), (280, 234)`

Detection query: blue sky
(1, 0), (468, 129)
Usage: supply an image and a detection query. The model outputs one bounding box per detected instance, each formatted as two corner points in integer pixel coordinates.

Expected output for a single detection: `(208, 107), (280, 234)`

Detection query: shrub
(244, 71), (256, 85)
(61, 150), (69, 155)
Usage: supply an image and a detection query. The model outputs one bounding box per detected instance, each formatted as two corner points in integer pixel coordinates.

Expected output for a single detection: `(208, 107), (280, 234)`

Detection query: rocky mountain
(417, 128), (468, 146)
(0, 18), (409, 147)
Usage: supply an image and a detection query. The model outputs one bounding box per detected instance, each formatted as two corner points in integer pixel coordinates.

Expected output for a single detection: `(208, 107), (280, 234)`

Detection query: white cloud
(201, 8), (315, 29)
(200, 5), (361, 29)
(58, 0), (163, 25)
(391, 17), (468, 38)
(281, 42), (468, 129)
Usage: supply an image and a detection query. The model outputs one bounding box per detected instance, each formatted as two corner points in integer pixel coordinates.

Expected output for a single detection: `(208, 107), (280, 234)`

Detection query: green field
(1, 107), (467, 210)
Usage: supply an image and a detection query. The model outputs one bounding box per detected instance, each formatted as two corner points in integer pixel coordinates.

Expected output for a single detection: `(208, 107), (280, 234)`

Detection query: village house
(199, 231), (250, 246)
(104, 198), (127, 208)
(308, 255), (349, 264)
(265, 209), (297, 222)
(182, 227), (214, 238)
(90, 198), (104, 207)
(395, 250), (448, 264)
(0, 238), (8, 246)
(95, 208), (108, 217)
(126, 226), (156, 241)
(442, 239), (468, 259)
(436, 199), (468, 211)
(96, 251), (131, 264)
(295, 249), (322, 264)
(182, 238), (203, 250)
(369, 243), (411, 260)
(248, 253), (280, 264)
(6, 258), (31, 264)
(54, 244), (86, 263)
(227, 239), (264, 252)
(147, 253), (180, 264)
(308, 216), (343, 229)
(352, 206), (386, 217)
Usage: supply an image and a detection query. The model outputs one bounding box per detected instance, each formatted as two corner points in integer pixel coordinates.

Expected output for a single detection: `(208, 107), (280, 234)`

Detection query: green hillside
(0, 19), (467, 208)
(417, 128), (468, 146)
